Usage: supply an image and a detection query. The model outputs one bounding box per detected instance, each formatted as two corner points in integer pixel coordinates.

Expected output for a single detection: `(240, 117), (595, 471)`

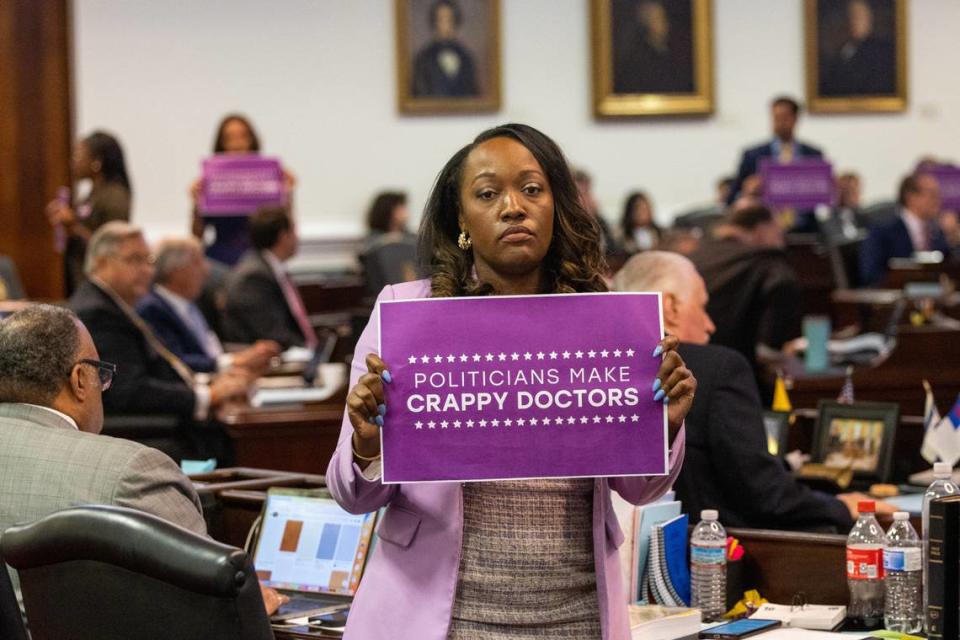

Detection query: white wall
(75, 0), (960, 242)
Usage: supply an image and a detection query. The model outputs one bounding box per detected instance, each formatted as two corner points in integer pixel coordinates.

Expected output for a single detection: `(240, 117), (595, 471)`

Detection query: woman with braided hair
(327, 123), (695, 640)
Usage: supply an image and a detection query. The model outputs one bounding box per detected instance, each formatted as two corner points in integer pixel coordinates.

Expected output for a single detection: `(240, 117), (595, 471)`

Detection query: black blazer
(675, 343), (853, 532)
(137, 290), (217, 374)
(69, 281), (196, 419)
(728, 139), (823, 205)
(222, 251), (306, 349)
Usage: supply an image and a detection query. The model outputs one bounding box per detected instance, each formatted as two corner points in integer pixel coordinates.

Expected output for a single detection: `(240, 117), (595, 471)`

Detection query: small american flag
(837, 366), (855, 404)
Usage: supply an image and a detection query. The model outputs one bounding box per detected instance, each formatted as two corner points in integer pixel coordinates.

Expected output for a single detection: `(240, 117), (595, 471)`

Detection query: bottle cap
(858, 500), (875, 513)
(934, 462), (953, 477)
(701, 509), (718, 522)
(893, 511), (909, 521)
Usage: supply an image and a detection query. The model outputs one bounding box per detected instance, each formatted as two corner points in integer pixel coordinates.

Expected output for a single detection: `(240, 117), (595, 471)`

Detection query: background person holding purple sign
(326, 123), (694, 640)
(45, 131), (133, 296)
(189, 113), (297, 266)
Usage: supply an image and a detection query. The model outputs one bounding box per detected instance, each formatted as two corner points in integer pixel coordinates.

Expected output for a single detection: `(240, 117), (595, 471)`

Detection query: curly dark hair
(418, 123), (607, 298)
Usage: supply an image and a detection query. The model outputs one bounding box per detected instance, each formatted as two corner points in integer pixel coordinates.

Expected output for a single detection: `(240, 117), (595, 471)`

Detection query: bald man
(615, 252), (858, 532)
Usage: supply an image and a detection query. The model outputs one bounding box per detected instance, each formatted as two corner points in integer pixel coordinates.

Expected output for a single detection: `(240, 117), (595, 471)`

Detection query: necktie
(778, 142), (794, 163)
(93, 279), (195, 385)
(186, 302), (221, 359)
(279, 271), (319, 349)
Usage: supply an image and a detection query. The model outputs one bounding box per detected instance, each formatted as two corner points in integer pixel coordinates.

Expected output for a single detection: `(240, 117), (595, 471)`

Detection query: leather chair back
(0, 547), (28, 640)
(1, 505), (273, 640)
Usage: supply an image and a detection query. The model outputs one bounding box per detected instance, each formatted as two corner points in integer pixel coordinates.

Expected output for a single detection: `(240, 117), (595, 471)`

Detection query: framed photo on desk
(812, 400), (899, 484)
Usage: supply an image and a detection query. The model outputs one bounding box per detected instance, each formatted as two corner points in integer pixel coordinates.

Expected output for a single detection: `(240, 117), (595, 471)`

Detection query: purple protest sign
(760, 158), (834, 209)
(377, 293), (667, 484)
(199, 154), (284, 216)
(926, 165), (960, 211)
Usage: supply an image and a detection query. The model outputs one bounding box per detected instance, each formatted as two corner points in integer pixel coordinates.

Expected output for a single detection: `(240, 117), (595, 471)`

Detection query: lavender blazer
(327, 279), (686, 640)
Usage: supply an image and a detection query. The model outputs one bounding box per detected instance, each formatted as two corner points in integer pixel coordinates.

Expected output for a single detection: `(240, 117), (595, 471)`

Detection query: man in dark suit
(614, 251), (863, 531)
(223, 207), (319, 349)
(688, 204), (802, 394)
(138, 237), (279, 373)
(729, 96), (824, 231)
(410, 0), (478, 97)
(860, 172), (950, 286)
(820, 0), (896, 97)
(69, 222), (250, 460)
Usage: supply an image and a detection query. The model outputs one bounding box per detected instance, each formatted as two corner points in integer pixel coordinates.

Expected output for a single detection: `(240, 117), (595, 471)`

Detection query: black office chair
(1, 505), (273, 640)
(0, 546), (28, 640)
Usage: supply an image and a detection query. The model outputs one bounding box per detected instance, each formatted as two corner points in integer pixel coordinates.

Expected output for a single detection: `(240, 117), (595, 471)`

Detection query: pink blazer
(327, 279), (686, 640)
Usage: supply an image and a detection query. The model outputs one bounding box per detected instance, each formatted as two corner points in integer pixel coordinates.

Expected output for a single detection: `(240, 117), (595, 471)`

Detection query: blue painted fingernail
(652, 378), (662, 392)
(652, 345), (663, 357)
(663, 397), (670, 405)
(375, 415), (384, 427)
(378, 403), (386, 416)
(382, 370), (393, 384)
(654, 389), (665, 402)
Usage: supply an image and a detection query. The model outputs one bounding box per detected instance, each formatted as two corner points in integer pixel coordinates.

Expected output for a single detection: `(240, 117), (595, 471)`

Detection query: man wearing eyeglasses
(0, 304), (290, 619)
(0, 303), (207, 542)
(68, 222), (251, 462)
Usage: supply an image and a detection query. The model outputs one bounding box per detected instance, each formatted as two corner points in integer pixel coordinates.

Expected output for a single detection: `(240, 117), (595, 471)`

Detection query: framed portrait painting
(591, 0), (713, 118)
(395, 0), (500, 114)
(805, 0), (907, 113)
(812, 400), (899, 484)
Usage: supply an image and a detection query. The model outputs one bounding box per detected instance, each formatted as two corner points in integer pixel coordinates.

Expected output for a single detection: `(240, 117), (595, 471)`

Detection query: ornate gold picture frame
(395, 0), (501, 114)
(591, 0), (714, 118)
(805, 0), (907, 113)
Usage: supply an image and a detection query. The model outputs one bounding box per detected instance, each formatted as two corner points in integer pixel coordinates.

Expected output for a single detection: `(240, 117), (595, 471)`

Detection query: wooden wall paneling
(0, 0), (72, 300)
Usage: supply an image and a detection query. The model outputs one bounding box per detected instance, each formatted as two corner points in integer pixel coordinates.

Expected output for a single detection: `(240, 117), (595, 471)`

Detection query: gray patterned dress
(447, 478), (602, 639)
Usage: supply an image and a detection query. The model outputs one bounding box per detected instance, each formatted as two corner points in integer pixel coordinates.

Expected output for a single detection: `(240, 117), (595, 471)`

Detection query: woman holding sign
(327, 124), (694, 640)
(189, 113), (296, 265)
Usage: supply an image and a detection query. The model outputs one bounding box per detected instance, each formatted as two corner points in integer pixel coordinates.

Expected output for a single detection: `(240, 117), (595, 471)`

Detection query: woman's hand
(346, 353), (391, 466)
(45, 199), (76, 227)
(652, 335), (696, 442)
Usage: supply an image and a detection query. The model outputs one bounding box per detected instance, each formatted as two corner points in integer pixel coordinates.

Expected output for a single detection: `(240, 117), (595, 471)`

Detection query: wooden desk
(728, 528), (847, 606)
(217, 393), (346, 475)
(778, 325), (960, 416)
(884, 260), (960, 289)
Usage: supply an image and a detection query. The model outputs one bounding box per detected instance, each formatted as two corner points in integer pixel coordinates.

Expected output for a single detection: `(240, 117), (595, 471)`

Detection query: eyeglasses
(77, 359), (117, 391)
(116, 253), (156, 266)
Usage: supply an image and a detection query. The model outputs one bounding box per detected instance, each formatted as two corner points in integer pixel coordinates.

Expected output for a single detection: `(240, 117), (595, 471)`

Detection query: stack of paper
(628, 605), (700, 640)
(750, 603), (846, 631)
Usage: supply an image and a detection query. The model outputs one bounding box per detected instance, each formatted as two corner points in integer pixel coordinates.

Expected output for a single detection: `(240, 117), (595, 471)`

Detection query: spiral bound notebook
(646, 513), (690, 607)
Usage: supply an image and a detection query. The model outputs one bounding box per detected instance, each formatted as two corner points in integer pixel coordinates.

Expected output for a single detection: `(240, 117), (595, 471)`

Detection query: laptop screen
(253, 490), (376, 596)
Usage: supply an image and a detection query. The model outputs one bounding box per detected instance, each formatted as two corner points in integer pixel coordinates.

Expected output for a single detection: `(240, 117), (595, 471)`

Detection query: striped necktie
(92, 279), (195, 385)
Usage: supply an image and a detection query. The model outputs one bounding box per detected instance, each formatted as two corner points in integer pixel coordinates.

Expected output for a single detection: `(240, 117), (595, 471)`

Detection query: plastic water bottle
(846, 500), (884, 629)
(922, 461), (959, 630)
(884, 512), (922, 633)
(690, 509), (726, 621)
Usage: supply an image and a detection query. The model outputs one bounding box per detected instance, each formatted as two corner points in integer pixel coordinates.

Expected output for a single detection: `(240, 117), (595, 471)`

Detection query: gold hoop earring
(458, 231), (472, 250)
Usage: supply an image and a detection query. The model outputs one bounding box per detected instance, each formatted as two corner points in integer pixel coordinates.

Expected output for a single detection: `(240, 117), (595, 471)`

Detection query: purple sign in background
(760, 158), (834, 209)
(378, 293), (666, 483)
(199, 155), (284, 216)
(926, 165), (960, 211)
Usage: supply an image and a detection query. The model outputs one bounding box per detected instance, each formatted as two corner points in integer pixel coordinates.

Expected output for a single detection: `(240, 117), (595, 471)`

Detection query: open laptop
(252, 488), (378, 623)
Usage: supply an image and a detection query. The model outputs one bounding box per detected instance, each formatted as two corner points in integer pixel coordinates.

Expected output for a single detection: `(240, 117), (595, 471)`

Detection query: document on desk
(744, 630), (872, 640)
(377, 292), (667, 483)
